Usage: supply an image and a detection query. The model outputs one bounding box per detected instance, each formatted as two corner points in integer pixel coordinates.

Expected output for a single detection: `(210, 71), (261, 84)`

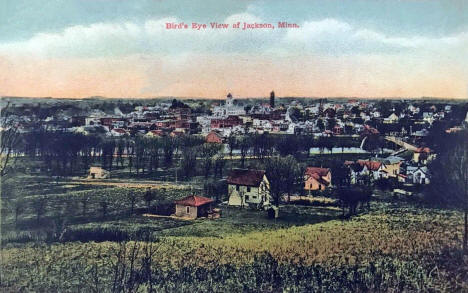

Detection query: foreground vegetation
(2, 200), (467, 292)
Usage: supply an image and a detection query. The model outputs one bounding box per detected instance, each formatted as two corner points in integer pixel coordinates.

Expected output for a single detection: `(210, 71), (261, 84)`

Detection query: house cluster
(344, 146), (434, 186)
(219, 166), (334, 210)
(220, 144), (435, 211)
(197, 94), (458, 141)
(76, 103), (198, 137)
(7, 94), (460, 142)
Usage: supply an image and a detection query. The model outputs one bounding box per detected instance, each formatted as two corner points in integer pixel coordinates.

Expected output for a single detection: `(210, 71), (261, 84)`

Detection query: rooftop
(227, 169), (266, 186)
(174, 195), (214, 207)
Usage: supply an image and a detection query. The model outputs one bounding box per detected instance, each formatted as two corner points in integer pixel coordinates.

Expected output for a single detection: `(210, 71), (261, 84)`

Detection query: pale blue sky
(2, 0), (467, 42)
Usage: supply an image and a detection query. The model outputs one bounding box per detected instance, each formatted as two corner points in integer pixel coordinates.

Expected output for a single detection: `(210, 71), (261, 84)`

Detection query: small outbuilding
(174, 195), (214, 219)
(88, 166), (110, 179)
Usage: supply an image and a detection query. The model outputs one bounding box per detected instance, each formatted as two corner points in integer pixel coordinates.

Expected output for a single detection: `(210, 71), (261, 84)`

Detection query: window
(236, 185), (240, 191)
(252, 196), (257, 199)
(186, 206), (190, 214)
(245, 195), (249, 200)
(247, 187), (251, 192)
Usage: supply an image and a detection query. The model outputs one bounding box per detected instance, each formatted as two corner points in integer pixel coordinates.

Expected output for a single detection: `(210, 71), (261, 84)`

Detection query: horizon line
(2, 95), (467, 101)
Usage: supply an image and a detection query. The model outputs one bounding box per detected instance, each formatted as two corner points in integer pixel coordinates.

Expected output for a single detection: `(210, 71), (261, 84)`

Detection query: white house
(406, 166), (430, 184)
(227, 169), (271, 208)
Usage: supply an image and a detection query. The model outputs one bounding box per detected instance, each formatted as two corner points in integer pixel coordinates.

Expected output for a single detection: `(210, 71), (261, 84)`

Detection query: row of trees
(14, 130), (367, 178)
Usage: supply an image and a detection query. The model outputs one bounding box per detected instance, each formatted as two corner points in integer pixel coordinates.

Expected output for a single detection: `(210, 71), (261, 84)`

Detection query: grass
(158, 205), (341, 237)
(2, 201), (467, 292)
(2, 174), (467, 291)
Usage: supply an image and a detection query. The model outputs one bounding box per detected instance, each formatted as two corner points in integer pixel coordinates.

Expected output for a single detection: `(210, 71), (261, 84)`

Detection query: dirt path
(71, 179), (193, 190)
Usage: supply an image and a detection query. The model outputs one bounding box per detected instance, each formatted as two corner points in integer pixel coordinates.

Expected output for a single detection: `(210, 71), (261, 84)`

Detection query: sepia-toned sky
(1, 0), (467, 99)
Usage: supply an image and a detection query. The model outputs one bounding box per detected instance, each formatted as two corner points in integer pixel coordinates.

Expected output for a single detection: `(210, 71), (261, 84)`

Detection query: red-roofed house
(205, 131), (223, 144)
(174, 195), (214, 219)
(355, 159), (399, 180)
(357, 160), (382, 172)
(227, 169), (271, 207)
(304, 167), (332, 192)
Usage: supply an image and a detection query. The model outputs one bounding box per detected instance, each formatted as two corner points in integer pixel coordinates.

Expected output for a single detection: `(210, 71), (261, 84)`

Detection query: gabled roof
(305, 167), (330, 177)
(309, 173), (330, 186)
(407, 166), (429, 175)
(174, 195), (214, 207)
(227, 169), (266, 186)
(357, 160), (382, 171)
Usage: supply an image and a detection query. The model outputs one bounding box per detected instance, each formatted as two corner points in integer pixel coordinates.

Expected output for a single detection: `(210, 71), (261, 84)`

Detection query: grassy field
(1, 175), (468, 292)
(2, 202), (468, 291)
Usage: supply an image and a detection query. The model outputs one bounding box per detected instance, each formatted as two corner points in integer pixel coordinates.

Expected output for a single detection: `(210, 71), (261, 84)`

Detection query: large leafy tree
(265, 155), (303, 206)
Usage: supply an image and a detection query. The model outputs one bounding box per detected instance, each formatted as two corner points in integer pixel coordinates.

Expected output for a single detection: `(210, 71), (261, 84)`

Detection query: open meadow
(1, 175), (467, 292)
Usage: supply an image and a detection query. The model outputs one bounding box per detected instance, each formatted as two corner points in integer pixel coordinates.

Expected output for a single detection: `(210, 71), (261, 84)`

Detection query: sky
(1, 0), (467, 99)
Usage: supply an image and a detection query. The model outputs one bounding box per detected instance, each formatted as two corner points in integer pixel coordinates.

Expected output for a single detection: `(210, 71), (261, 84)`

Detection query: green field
(1, 175), (467, 292)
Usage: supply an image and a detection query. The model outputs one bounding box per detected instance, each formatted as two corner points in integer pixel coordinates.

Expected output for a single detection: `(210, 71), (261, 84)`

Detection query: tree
(428, 130), (468, 253)
(204, 179), (226, 203)
(239, 136), (251, 168)
(213, 154), (226, 178)
(0, 102), (21, 177)
(335, 187), (372, 217)
(331, 161), (351, 187)
(362, 132), (384, 155)
(252, 133), (273, 160)
(276, 135), (299, 157)
(265, 155), (301, 206)
(227, 133), (237, 161)
(143, 188), (156, 213)
(200, 143), (221, 179)
(147, 138), (160, 174)
(180, 146), (197, 179)
(133, 137), (146, 174)
(127, 189), (138, 215)
(301, 135), (315, 158)
(162, 137), (176, 167)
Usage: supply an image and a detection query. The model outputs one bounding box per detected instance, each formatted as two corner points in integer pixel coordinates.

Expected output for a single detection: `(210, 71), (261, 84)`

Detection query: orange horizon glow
(1, 53), (467, 100)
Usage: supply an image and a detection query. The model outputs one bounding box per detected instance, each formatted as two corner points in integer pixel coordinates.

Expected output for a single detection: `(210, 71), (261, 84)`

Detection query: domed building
(212, 93), (246, 118)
